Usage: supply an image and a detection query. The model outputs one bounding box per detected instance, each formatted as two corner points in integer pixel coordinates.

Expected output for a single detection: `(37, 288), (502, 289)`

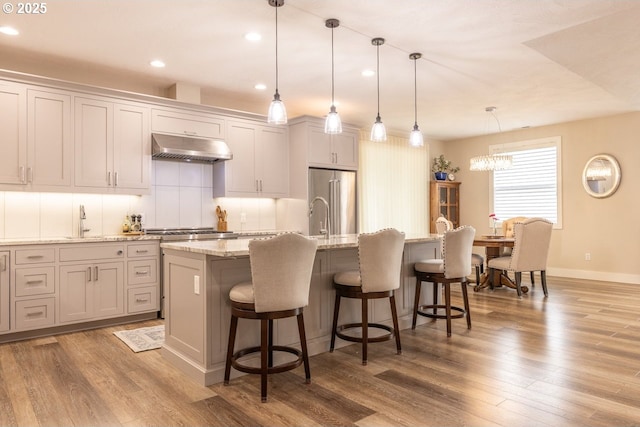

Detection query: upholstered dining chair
(224, 233), (318, 402)
(330, 228), (405, 365)
(413, 225), (475, 336)
(488, 217), (553, 297)
(436, 215), (484, 285)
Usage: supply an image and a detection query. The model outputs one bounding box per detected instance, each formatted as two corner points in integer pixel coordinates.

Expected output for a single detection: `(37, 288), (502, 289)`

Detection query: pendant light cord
(331, 25), (335, 105)
(413, 56), (418, 126)
(275, 3), (279, 94)
(376, 42), (380, 117)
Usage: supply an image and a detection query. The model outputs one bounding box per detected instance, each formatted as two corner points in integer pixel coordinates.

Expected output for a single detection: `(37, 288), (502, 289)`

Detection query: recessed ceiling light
(254, 83), (267, 90)
(361, 69), (375, 77)
(150, 59), (166, 68)
(0, 26), (19, 36)
(245, 32), (262, 42)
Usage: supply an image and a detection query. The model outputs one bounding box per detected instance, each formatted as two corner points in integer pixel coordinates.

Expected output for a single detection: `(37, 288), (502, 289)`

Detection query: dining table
(472, 235), (529, 294)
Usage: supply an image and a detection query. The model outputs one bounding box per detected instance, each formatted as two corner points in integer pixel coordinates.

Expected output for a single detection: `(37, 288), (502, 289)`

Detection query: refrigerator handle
(334, 179), (341, 235)
(328, 179), (335, 236)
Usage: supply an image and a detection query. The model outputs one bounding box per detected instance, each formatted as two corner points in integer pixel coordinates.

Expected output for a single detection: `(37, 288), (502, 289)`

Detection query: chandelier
(469, 154), (513, 171)
(469, 106), (513, 171)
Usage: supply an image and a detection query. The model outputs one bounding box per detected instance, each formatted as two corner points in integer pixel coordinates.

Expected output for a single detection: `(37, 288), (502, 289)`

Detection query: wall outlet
(585, 252), (591, 261)
(240, 212), (246, 224)
(194, 275), (200, 294)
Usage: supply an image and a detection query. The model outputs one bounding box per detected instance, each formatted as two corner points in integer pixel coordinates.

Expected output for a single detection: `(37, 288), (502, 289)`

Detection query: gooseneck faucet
(79, 204), (90, 238)
(309, 196), (331, 239)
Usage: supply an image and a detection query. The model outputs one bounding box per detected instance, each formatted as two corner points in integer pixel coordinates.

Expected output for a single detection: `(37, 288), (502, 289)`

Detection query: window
(490, 136), (562, 228)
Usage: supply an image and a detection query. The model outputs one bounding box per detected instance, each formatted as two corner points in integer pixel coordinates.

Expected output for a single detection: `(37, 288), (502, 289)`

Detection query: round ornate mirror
(582, 154), (621, 198)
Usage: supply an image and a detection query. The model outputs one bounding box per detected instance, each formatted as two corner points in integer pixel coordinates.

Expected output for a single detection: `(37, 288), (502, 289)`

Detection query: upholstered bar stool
(436, 216), (484, 285)
(413, 226), (475, 336)
(224, 233), (318, 402)
(330, 228), (405, 365)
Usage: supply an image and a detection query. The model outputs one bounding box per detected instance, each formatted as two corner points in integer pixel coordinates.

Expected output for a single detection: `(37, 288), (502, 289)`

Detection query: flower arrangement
(489, 213), (499, 235)
(431, 154), (460, 173)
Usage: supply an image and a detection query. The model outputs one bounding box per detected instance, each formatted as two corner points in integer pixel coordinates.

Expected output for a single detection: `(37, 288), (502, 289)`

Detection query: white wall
(0, 160), (278, 239)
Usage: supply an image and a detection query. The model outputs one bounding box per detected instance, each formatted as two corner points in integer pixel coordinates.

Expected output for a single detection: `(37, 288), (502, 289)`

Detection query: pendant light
(267, 0), (287, 124)
(409, 52), (424, 147)
(469, 107), (513, 171)
(324, 19), (342, 134)
(370, 37), (386, 142)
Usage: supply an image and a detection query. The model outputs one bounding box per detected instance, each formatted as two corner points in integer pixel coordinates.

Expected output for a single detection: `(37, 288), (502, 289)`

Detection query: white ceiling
(1, 0), (639, 141)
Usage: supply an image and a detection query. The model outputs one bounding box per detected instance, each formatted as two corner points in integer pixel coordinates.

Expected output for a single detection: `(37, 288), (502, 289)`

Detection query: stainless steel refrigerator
(308, 168), (357, 236)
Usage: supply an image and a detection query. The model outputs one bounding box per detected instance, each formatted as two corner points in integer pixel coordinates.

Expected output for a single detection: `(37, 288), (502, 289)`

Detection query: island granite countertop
(161, 233), (441, 258)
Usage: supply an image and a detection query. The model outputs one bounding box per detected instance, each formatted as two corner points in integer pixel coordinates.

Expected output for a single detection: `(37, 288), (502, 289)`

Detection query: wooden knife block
(217, 220), (227, 231)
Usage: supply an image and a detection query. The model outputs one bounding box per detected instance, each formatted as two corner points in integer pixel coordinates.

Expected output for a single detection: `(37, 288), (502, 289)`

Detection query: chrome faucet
(309, 196), (331, 239)
(79, 204), (90, 237)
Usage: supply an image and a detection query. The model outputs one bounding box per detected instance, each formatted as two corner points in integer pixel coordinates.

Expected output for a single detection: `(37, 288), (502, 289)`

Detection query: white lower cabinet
(0, 252), (9, 333)
(59, 261), (124, 323)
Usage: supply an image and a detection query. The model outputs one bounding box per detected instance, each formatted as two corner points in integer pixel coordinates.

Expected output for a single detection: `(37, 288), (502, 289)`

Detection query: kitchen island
(160, 233), (440, 386)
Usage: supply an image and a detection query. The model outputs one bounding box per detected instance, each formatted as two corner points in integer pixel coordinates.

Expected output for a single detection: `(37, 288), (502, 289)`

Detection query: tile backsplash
(0, 160), (277, 239)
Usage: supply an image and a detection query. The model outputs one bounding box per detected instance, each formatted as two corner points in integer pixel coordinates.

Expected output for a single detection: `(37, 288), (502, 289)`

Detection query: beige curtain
(358, 130), (429, 234)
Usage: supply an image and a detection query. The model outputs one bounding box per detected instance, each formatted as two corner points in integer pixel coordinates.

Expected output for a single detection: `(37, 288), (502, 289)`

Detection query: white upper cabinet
(213, 120), (289, 198)
(0, 82), (27, 185)
(151, 108), (224, 139)
(74, 96), (150, 194)
(27, 89), (73, 189)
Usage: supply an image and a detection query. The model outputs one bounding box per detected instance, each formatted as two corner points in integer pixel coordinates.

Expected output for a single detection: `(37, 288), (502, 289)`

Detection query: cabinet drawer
(127, 259), (158, 285)
(15, 266), (55, 296)
(127, 286), (159, 313)
(60, 244), (125, 262)
(15, 298), (55, 330)
(127, 243), (159, 258)
(15, 248), (55, 264)
(151, 109), (224, 139)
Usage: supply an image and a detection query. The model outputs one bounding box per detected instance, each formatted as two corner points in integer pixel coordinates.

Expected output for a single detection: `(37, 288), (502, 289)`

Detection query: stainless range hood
(151, 133), (233, 163)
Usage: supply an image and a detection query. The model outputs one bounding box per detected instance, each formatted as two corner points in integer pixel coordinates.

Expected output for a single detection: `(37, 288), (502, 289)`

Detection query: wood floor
(1, 276), (640, 426)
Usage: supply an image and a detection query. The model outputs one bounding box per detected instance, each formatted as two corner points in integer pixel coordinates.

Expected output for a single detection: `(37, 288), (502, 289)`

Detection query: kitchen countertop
(161, 233), (441, 258)
(0, 234), (161, 247)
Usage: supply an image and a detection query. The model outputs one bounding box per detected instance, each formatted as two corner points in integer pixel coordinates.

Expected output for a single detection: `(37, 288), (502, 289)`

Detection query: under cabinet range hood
(151, 133), (233, 163)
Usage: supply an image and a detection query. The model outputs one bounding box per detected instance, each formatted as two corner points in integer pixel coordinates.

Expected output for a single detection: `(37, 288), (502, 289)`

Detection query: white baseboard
(547, 267), (640, 285)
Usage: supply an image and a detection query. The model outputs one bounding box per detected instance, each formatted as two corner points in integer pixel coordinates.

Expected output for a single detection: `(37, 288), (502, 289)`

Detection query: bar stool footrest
(416, 304), (466, 320)
(336, 322), (395, 344)
(231, 345), (303, 375)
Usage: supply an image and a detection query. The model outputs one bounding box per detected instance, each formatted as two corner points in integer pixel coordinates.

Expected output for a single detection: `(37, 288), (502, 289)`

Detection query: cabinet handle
(117, 250), (123, 256)
(1, 255), (6, 272)
(27, 255), (44, 259)
(20, 166), (26, 184)
(27, 167), (33, 183)
(95, 266), (99, 281)
(259, 180), (263, 192)
(26, 311), (45, 317)
(87, 266), (92, 281)
(107, 171), (112, 186)
(135, 297), (149, 303)
(135, 271), (149, 275)
(26, 279), (44, 285)
(183, 131), (197, 136)
(255, 180), (259, 192)
(136, 249), (148, 254)
(114, 171), (119, 187)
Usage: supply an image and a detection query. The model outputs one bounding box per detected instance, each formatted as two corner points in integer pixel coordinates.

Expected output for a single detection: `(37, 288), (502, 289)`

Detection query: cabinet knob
(117, 250), (123, 255)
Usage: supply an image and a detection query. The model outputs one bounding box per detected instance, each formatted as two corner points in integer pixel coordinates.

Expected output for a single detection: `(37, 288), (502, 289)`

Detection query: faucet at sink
(79, 204), (90, 238)
(309, 196), (331, 239)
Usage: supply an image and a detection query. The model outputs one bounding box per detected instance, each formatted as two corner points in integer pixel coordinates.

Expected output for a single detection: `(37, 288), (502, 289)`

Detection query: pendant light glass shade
(267, 0), (287, 124)
(409, 52), (424, 147)
(324, 19), (342, 134)
(370, 37), (386, 142)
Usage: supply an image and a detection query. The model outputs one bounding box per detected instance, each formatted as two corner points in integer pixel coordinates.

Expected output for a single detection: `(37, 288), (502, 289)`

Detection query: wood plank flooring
(1, 276), (640, 426)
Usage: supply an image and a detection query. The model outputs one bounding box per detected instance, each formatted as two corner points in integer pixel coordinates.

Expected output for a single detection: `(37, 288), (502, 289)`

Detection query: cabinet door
(27, 90), (72, 189)
(307, 126), (333, 167)
(93, 262), (124, 318)
(113, 103), (150, 190)
(0, 83), (27, 185)
(151, 109), (224, 139)
(0, 252), (9, 333)
(332, 130), (358, 169)
(256, 125), (289, 197)
(74, 97), (113, 188)
(222, 121), (258, 195)
(59, 264), (93, 323)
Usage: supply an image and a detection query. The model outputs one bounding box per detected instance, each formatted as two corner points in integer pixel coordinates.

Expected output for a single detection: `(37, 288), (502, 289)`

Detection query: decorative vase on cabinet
(429, 181), (461, 233)
(434, 172), (447, 181)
